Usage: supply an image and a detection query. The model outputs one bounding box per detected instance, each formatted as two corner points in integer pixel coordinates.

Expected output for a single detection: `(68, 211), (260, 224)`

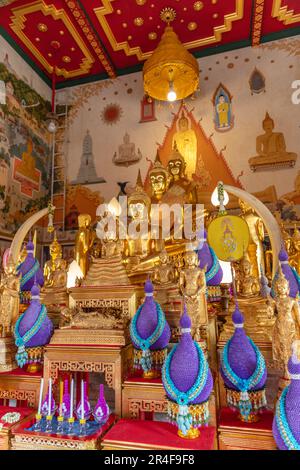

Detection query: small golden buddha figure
(249, 112), (297, 170)
(0, 257), (20, 337)
(127, 170), (151, 259)
(149, 151), (170, 202)
(179, 248), (207, 337)
(74, 214), (95, 277)
(43, 232), (67, 290)
(236, 253), (260, 298)
(272, 265), (300, 378)
(239, 199), (265, 279)
(290, 225), (300, 275)
(153, 250), (175, 286)
(172, 112), (197, 180)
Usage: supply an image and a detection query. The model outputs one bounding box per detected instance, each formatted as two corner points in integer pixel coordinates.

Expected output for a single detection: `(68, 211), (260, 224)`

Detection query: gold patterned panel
(94, 0), (245, 60)
(272, 0), (300, 25)
(10, 0), (95, 78)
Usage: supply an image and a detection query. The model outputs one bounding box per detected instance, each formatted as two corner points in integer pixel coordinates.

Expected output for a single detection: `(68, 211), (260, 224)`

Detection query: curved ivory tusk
(223, 185), (280, 278)
(10, 207), (53, 265)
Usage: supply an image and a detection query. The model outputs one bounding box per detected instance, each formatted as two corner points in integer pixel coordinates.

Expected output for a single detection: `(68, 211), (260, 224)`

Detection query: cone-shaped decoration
(273, 342), (300, 450)
(272, 247), (300, 299)
(143, 25), (199, 101)
(220, 304), (267, 422)
(14, 282), (54, 368)
(130, 279), (171, 376)
(197, 229), (223, 286)
(93, 384), (110, 424)
(17, 238), (44, 303)
(162, 305), (213, 437)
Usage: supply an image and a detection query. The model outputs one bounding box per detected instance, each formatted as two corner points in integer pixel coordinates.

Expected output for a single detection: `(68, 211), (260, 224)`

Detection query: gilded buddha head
(159, 249), (169, 266)
(167, 142), (187, 182)
(240, 253), (252, 277)
(49, 232), (62, 261)
(149, 151), (169, 201)
(78, 213), (92, 229)
(262, 112), (275, 133)
(274, 265), (290, 298)
(128, 170), (151, 220)
(184, 249), (198, 268)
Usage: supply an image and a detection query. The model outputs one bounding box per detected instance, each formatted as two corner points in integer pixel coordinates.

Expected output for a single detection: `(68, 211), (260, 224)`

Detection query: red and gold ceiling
(0, 0), (299, 87)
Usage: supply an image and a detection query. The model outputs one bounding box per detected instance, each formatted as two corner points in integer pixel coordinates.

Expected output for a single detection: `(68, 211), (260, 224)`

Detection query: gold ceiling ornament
(37, 23), (48, 32)
(136, 0), (147, 5)
(134, 17), (144, 26)
(188, 22), (198, 31)
(143, 8), (199, 102)
(194, 1), (204, 11)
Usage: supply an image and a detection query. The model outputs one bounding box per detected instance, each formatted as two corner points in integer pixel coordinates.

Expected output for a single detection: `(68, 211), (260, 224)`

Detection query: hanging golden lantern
(143, 8), (199, 102)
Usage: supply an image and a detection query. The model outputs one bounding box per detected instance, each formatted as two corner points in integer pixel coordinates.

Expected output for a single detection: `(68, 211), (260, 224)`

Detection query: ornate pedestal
(44, 331), (133, 416)
(40, 289), (68, 327)
(122, 377), (166, 419)
(102, 419), (216, 450)
(11, 414), (116, 450)
(0, 368), (42, 408)
(218, 408), (276, 450)
(0, 407), (35, 450)
(0, 338), (17, 372)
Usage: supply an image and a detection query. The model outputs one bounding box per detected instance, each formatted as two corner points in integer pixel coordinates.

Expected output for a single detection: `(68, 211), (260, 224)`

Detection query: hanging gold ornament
(143, 8), (199, 102)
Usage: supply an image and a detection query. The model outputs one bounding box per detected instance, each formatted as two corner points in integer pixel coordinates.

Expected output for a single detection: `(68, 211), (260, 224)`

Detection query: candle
(81, 380), (84, 420)
(70, 378), (74, 419)
(37, 378), (44, 415)
(48, 378), (52, 416)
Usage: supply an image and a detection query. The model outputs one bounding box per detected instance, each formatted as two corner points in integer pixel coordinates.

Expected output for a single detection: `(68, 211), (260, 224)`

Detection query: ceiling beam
(251, 0), (266, 46)
(63, 0), (116, 78)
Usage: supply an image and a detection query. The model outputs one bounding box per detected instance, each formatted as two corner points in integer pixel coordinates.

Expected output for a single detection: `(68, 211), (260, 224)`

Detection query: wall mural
(72, 130), (106, 185)
(113, 132), (142, 167)
(249, 68), (266, 95)
(213, 83), (234, 132)
(0, 53), (51, 233)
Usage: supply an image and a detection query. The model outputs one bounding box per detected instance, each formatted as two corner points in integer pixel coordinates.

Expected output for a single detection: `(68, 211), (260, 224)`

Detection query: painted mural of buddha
(18, 139), (39, 182)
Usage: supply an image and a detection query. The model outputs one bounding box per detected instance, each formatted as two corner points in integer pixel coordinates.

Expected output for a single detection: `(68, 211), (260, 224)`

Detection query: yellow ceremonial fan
(207, 215), (250, 262)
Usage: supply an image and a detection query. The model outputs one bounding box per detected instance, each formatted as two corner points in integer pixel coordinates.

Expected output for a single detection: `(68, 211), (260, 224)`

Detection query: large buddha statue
(239, 199), (265, 279)
(249, 112), (297, 171)
(165, 143), (197, 205)
(74, 214), (95, 277)
(172, 112), (197, 180)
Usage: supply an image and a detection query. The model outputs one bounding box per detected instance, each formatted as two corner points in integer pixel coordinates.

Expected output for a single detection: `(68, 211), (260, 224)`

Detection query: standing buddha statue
(272, 265), (300, 379)
(172, 112), (197, 181)
(0, 257), (20, 337)
(74, 214), (95, 278)
(179, 248), (207, 339)
(239, 199), (265, 279)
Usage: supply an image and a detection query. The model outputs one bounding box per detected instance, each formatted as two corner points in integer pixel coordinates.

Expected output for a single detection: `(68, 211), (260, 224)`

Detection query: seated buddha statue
(43, 232), (67, 290)
(290, 226), (300, 275)
(113, 132), (142, 167)
(127, 170), (151, 259)
(249, 112), (297, 170)
(152, 250), (175, 286)
(164, 143), (197, 205)
(172, 112), (197, 180)
(236, 253), (260, 298)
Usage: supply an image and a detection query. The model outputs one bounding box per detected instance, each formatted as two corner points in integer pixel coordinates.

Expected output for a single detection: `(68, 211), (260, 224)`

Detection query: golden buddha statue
(149, 151), (170, 202)
(166, 143), (197, 205)
(43, 232), (67, 289)
(249, 112), (297, 171)
(272, 265), (300, 377)
(172, 112), (197, 180)
(290, 225), (300, 275)
(179, 248), (207, 338)
(74, 214), (95, 277)
(265, 222), (292, 280)
(236, 253), (260, 298)
(127, 170), (151, 259)
(153, 250), (175, 286)
(0, 257), (20, 337)
(239, 199), (265, 279)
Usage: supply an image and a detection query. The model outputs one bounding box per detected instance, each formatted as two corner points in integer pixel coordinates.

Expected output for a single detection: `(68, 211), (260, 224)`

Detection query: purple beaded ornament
(220, 305), (267, 422)
(17, 239), (44, 301)
(93, 384), (110, 425)
(197, 229), (223, 286)
(130, 279), (170, 377)
(273, 342), (300, 450)
(272, 247), (300, 299)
